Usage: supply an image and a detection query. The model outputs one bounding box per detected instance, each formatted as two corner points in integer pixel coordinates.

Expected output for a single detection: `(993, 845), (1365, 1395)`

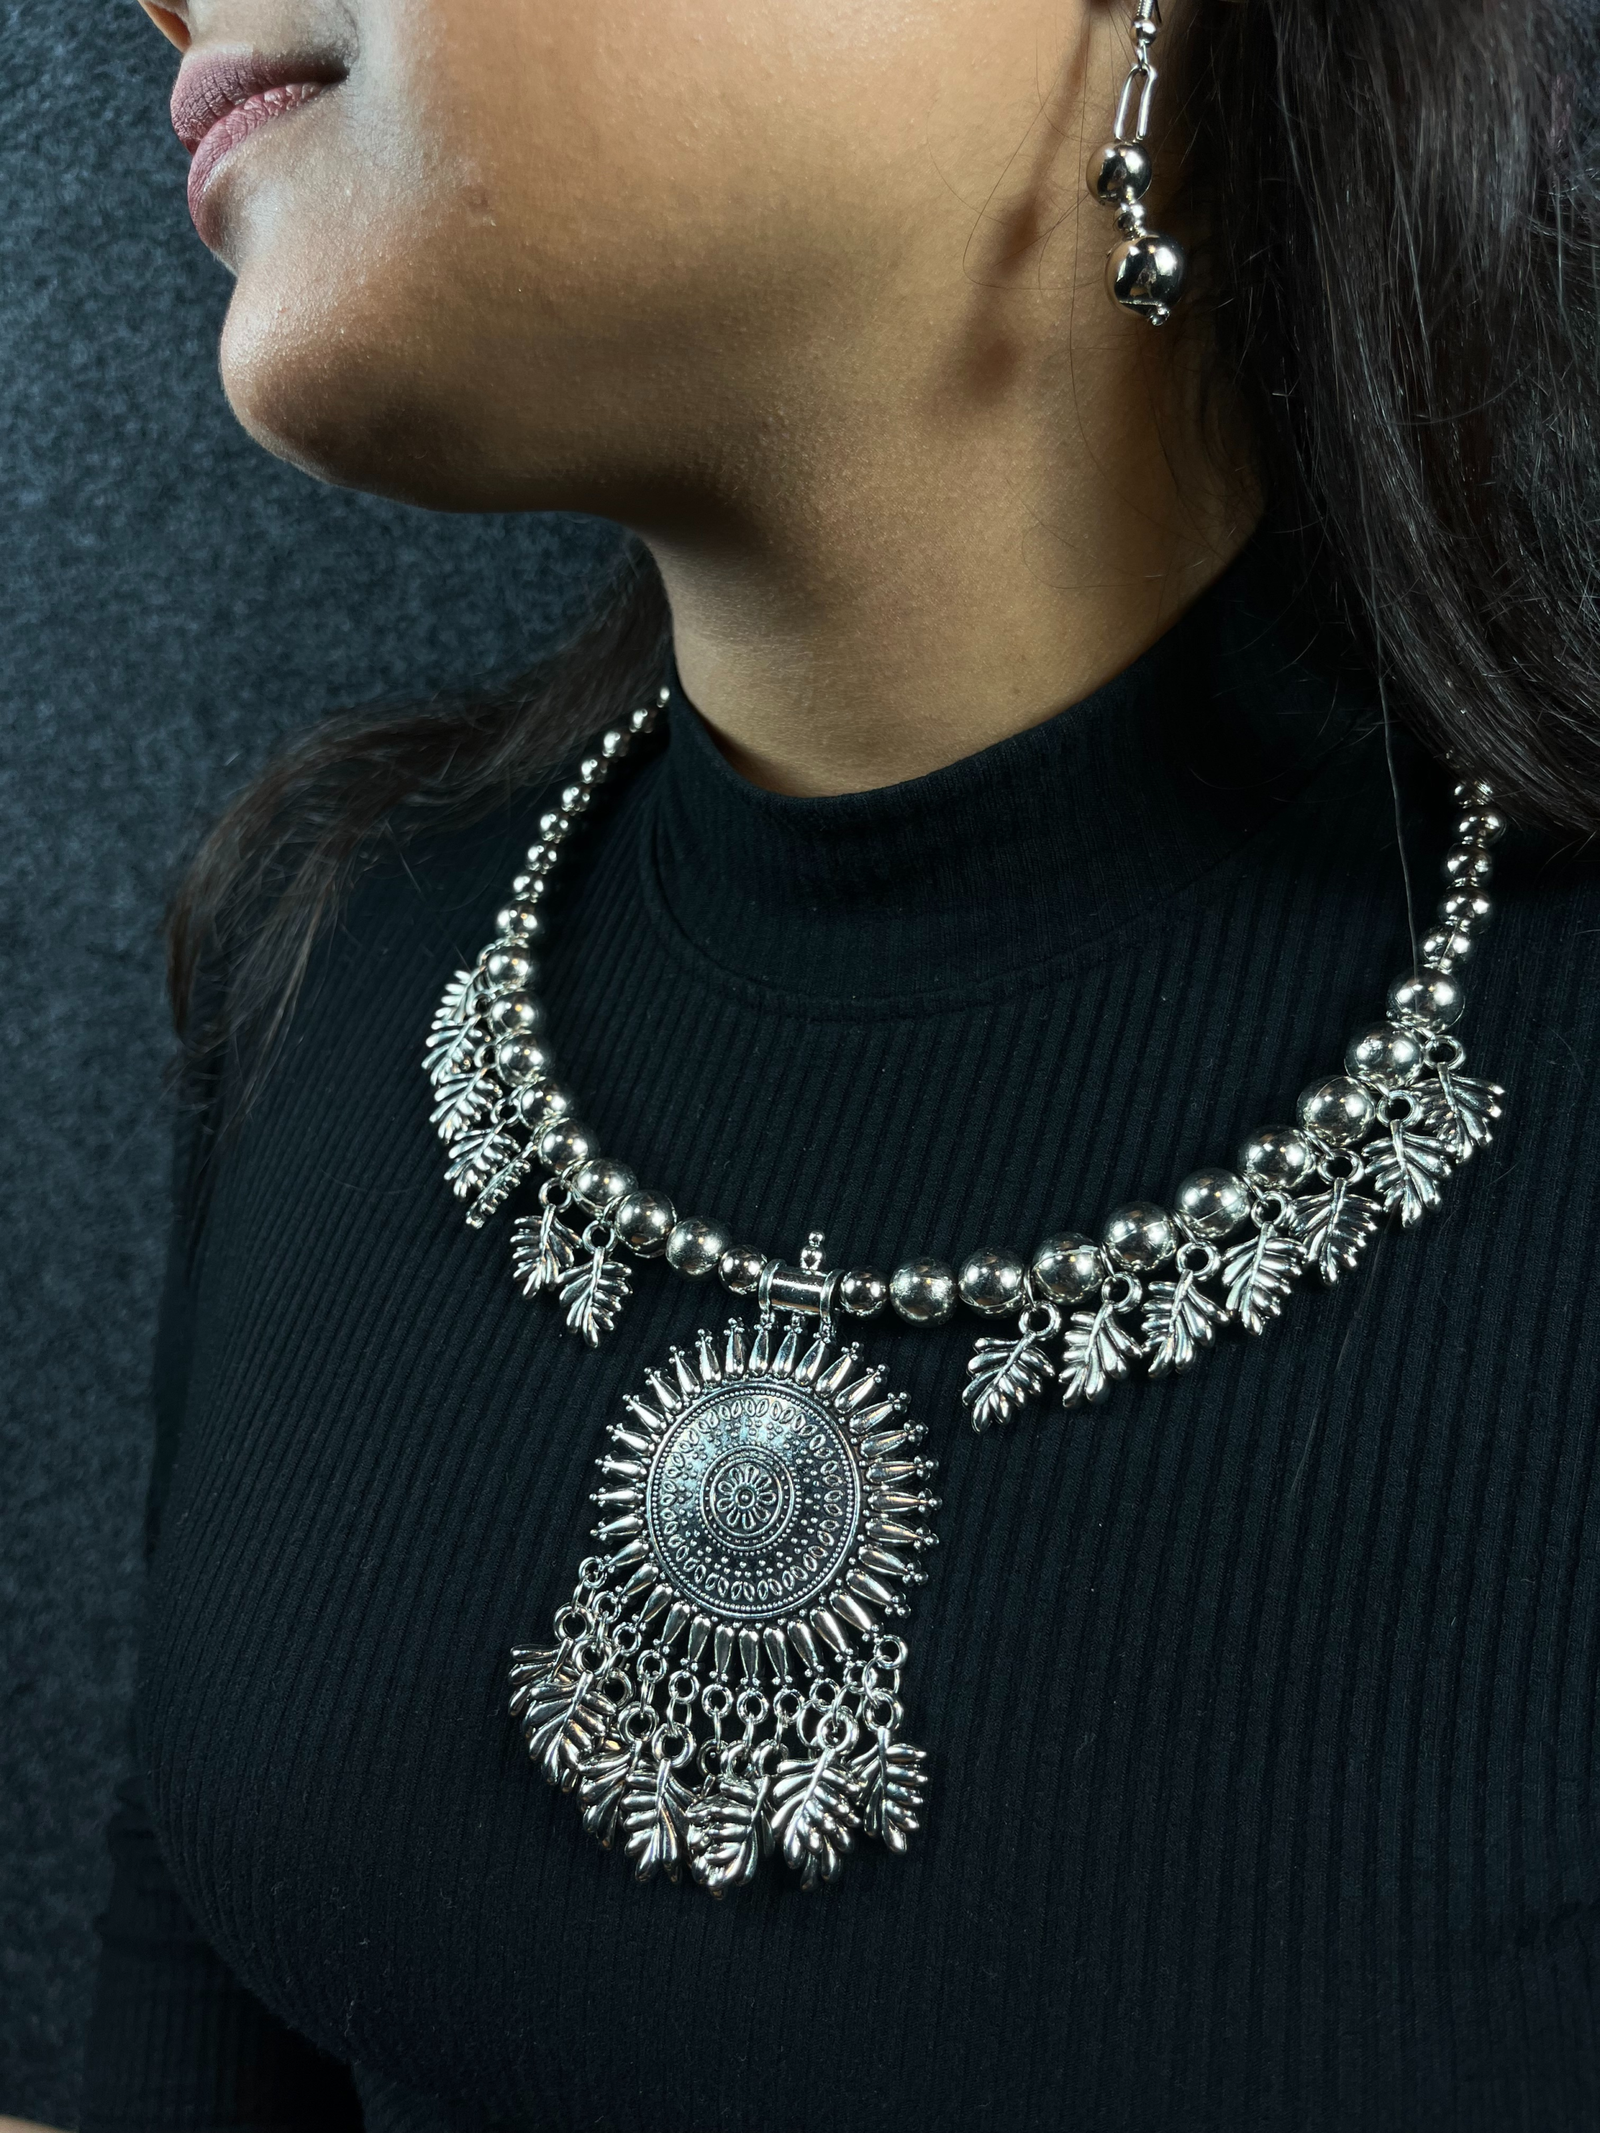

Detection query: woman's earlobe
(139, 4), (191, 52)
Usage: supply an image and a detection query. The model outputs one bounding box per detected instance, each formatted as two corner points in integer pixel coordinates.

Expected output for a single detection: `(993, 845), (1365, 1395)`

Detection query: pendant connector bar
(758, 1260), (843, 1320)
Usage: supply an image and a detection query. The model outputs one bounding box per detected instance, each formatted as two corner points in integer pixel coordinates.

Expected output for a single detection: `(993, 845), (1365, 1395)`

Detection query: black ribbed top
(85, 544), (1600, 2132)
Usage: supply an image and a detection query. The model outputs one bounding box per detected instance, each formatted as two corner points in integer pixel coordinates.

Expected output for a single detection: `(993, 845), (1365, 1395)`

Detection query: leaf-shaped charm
(559, 1245), (632, 1347)
(687, 1768), (775, 1893)
(514, 1664), (614, 1791)
(1142, 1266), (1225, 1378)
(1221, 1224), (1305, 1336)
(1060, 1294), (1143, 1408)
(621, 1756), (694, 1883)
(466, 1145), (534, 1228)
(1426, 1067), (1504, 1161)
(961, 1325), (1055, 1432)
(1298, 1175), (1382, 1285)
(445, 1125), (518, 1199)
(1364, 1118), (1452, 1227)
(507, 1643), (558, 1711)
(577, 1738), (646, 1849)
(423, 1019), (484, 1082)
(430, 1067), (496, 1142)
(510, 1203), (582, 1297)
(770, 1746), (860, 1891)
(847, 1734), (928, 1855)
(429, 967), (477, 1034)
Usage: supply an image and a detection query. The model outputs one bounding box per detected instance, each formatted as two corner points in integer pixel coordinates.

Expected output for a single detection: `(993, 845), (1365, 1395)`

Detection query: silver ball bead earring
(1087, 0), (1187, 325)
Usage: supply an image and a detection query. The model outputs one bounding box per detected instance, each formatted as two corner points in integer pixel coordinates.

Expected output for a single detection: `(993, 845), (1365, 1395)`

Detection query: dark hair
(170, 0), (1600, 1102)
(170, 543), (670, 1109)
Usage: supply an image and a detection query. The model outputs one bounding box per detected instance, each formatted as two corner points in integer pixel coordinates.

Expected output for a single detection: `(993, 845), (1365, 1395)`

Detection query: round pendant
(509, 1314), (941, 1891)
(647, 1378), (861, 1620)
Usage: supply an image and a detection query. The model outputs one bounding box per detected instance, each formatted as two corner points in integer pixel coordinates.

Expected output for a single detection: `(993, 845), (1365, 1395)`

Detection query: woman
(80, 0), (1600, 2126)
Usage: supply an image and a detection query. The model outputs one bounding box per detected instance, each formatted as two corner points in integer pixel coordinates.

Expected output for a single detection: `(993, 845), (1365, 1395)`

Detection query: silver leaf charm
(560, 1243), (632, 1346)
(847, 1733), (928, 1855)
(423, 1020), (484, 1082)
(445, 1125), (520, 1200)
(687, 1767), (775, 1893)
(961, 1316), (1055, 1432)
(511, 1200), (583, 1298)
(1426, 1067), (1504, 1161)
(429, 1067), (496, 1142)
(770, 1742), (860, 1891)
(464, 1143), (535, 1229)
(511, 1660), (614, 1791)
(576, 1739), (644, 1850)
(429, 966), (477, 1035)
(621, 1754), (694, 1883)
(506, 1643), (558, 1705)
(1298, 1174), (1382, 1284)
(1142, 1256), (1225, 1377)
(1221, 1223), (1304, 1336)
(1060, 1286), (1143, 1407)
(1364, 1112), (1452, 1227)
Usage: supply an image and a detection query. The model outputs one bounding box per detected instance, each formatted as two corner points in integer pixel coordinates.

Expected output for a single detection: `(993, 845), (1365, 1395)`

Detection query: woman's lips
(171, 49), (343, 245)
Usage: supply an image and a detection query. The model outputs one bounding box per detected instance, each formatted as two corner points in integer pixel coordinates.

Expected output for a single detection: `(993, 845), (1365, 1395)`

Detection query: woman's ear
(139, 4), (191, 51)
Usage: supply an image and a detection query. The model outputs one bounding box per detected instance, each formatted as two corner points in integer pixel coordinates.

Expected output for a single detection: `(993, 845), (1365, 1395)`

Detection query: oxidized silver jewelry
(508, 1259), (933, 1893)
(427, 690), (1506, 1890)
(1089, 0), (1187, 324)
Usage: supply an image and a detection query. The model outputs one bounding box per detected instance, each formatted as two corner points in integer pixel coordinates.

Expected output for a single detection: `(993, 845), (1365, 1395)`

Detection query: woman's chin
(218, 276), (492, 509)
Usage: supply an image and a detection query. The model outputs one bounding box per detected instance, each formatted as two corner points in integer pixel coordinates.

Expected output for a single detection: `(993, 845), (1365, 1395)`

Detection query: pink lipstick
(171, 49), (344, 245)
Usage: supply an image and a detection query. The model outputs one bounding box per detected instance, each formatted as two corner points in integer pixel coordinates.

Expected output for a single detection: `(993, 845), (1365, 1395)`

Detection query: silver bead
(1089, 139), (1152, 204)
(957, 1248), (1028, 1315)
(1454, 808), (1505, 846)
(537, 810), (571, 841)
(537, 1120), (596, 1171)
(889, 1260), (958, 1326)
(1296, 1076), (1375, 1147)
(482, 941), (536, 992)
(602, 726), (632, 758)
(665, 1218), (730, 1278)
(493, 901), (544, 941)
(615, 1189), (677, 1256)
(486, 991), (544, 1037)
(578, 754), (606, 786)
(628, 704), (657, 735)
(1173, 1169), (1250, 1241)
(1387, 969), (1466, 1028)
(559, 783), (588, 815)
(572, 1159), (637, 1214)
(1442, 846), (1493, 888)
(840, 1268), (888, 1318)
(1237, 1126), (1314, 1194)
(1106, 234), (1186, 325)
(719, 1247), (765, 1295)
(1031, 1233), (1102, 1306)
(1344, 1021), (1424, 1085)
(1453, 777), (1496, 807)
(1102, 1202), (1177, 1270)
(515, 1082), (570, 1127)
(495, 1034), (553, 1085)
(523, 844), (557, 876)
(1441, 890), (1492, 933)
(1419, 927), (1474, 971)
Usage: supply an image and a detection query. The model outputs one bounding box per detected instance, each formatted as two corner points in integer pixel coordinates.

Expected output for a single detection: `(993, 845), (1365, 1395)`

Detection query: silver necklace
(426, 690), (1506, 1893)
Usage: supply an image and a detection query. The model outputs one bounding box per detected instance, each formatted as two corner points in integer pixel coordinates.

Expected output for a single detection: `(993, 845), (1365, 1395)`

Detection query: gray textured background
(0, 8), (617, 2119)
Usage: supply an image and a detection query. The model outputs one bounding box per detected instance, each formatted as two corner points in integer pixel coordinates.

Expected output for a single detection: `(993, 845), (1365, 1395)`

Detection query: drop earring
(1088, 0), (1187, 325)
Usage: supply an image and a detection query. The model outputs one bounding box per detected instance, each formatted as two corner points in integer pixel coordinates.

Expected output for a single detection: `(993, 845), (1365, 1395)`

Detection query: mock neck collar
(641, 537), (1377, 1003)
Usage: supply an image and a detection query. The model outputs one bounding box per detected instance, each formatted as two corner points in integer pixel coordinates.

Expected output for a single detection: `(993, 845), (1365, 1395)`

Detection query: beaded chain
(425, 689), (1505, 1426)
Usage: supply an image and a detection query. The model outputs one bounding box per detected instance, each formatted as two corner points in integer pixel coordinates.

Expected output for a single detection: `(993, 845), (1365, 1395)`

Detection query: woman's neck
(644, 309), (1257, 798)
